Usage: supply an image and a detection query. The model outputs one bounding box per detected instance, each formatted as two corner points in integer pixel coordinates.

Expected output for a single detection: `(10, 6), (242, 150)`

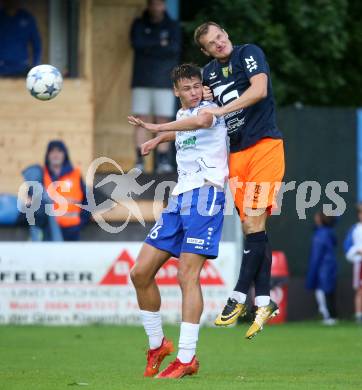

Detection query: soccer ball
(26, 64), (63, 101)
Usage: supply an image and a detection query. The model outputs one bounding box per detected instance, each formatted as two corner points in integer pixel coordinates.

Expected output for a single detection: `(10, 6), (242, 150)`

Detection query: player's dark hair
(171, 64), (202, 86)
(194, 21), (224, 48)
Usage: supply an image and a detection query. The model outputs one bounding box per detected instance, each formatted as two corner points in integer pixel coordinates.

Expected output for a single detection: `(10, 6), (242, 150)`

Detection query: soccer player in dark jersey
(194, 22), (285, 339)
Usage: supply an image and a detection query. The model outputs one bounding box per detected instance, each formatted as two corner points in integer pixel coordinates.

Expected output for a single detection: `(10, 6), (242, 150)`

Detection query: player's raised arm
(128, 112), (214, 133)
(140, 132), (175, 156)
(217, 73), (267, 116)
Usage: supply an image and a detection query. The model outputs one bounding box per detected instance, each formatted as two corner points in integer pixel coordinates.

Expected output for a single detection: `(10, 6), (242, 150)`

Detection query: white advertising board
(0, 242), (238, 325)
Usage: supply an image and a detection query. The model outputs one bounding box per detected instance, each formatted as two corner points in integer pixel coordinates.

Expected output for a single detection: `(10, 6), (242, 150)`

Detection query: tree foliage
(183, 0), (361, 106)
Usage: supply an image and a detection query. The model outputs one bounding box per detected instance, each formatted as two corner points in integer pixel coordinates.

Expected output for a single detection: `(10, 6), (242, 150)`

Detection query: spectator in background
(306, 211), (338, 325)
(0, 0), (41, 76)
(344, 204), (362, 324)
(21, 164), (64, 242)
(130, 0), (181, 173)
(43, 141), (89, 241)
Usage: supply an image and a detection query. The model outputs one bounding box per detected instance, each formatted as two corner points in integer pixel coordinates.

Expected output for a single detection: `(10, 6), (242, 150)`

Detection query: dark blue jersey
(203, 44), (282, 152)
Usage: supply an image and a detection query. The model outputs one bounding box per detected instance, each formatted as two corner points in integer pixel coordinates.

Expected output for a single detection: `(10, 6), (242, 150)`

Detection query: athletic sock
(254, 238), (272, 299)
(140, 310), (164, 350)
(177, 322), (200, 363)
(234, 231), (267, 294)
(315, 290), (331, 320)
(231, 290), (247, 304)
(255, 295), (270, 307)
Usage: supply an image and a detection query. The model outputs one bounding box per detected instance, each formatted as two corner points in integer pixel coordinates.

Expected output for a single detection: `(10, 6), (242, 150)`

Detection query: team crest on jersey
(222, 64), (232, 78)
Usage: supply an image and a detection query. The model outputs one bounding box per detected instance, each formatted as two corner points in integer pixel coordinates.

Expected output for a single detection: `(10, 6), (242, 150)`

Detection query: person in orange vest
(43, 140), (89, 241)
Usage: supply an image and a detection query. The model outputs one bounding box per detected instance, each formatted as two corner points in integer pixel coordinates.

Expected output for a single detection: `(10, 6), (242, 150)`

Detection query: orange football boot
(144, 338), (174, 377)
(156, 356), (199, 379)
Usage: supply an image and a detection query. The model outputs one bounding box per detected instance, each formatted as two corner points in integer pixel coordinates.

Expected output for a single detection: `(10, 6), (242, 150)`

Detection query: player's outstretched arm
(202, 73), (268, 117)
(128, 113), (214, 133)
(140, 132), (175, 156)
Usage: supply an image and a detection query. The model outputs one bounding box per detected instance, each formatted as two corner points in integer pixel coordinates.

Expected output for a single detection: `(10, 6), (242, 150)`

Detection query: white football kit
(172, 100), (229, 196)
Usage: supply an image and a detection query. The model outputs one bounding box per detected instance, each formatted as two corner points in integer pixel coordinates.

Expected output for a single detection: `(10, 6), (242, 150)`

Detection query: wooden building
(0, 0), (147, 194)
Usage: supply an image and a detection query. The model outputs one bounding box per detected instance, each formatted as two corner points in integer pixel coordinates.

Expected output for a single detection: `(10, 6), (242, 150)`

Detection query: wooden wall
(0, 80), (93, 193)
(0, 0), (149, 193)
(92, 0), (146, 171)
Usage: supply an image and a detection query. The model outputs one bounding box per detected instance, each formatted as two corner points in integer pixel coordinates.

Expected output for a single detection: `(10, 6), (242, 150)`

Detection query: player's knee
(130, 265), (150, 288)
(177, 266), (199, 289)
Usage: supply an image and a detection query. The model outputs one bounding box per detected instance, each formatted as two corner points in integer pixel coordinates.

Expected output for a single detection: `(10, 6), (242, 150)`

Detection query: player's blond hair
(194, 21), (224, 48)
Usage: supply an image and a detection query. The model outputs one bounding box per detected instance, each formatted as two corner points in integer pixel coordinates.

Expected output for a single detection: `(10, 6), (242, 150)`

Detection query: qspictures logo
(17, 157), (349, 234)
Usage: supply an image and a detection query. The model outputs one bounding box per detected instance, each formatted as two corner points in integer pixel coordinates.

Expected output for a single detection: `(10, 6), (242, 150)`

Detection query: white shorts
(132, 87), (175, 117)
(353, 262), (362, 289)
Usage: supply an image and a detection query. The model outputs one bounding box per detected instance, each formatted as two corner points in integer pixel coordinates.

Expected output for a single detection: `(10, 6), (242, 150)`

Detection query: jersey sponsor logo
(196, 157), (216, 169)
(213, 81), (239, 105)
(245, 56), (258, 72)
(226, 116), (245, 133)
(224, 109), (243, 119)
(186, 237), (205, 245)
(210, 80), (221, 87)
(181, 135), (197, 150)
(209, 72), (217, 80)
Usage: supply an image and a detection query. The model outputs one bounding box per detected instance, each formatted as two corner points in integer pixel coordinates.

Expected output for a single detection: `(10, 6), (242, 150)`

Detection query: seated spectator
(130, 0), (181, 173)
(344, 204), (362, 324)
(306, 211), (338, 325)
(0, 0), (41, 76)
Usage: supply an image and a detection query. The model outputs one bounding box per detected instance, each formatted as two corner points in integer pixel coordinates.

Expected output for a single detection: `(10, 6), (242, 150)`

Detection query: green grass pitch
(1, 322), (362, 389)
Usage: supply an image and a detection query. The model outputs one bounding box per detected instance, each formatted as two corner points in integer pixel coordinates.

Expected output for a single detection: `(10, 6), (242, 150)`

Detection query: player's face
(48, 147), (65, 166)
(199, 25), (233, 61)
(174, 77), (203, 109)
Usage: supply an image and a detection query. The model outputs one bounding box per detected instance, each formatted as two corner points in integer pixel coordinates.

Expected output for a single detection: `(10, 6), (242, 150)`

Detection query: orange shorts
(229, 138), (285, 221)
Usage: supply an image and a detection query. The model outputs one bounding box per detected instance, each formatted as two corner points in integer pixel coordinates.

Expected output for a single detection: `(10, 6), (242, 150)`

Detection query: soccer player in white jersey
(127, 63), (228, 379)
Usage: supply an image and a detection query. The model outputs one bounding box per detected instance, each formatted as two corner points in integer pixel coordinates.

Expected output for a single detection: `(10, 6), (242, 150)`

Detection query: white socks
(315, 290), (330, 320)
(140, 310), (164, 350)
(231, 292), (270, 307)
(255, 295), (270, 307)
(177, 322), (200, 364)
(231, 291), (247, 304)
(140, 312), (200, 362)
